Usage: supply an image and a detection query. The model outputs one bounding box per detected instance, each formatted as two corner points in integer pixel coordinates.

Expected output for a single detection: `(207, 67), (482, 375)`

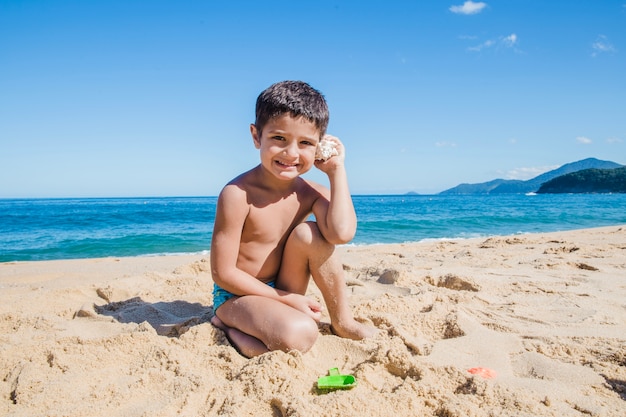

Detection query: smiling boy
(210, 81), (375, 357)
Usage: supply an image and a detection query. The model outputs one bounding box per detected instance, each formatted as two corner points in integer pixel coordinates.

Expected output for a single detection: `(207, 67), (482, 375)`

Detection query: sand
(1, 225), (625, 416)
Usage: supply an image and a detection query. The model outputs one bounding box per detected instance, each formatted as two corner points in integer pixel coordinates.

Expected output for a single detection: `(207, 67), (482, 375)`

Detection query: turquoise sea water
(1, 194), (625, 262)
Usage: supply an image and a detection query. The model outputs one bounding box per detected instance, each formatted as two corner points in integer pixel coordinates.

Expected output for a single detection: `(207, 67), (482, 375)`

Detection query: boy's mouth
(276, 160), (298, 168)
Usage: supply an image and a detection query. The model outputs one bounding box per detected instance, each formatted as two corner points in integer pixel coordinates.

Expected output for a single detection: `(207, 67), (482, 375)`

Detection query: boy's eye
(272, 136), (286, 141)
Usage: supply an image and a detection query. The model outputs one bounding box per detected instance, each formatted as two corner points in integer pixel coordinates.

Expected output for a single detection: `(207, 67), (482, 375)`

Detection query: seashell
(315, 137), (339, 161)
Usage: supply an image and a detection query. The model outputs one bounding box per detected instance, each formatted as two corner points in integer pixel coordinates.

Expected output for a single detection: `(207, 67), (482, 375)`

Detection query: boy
(210, 81), (375, 358)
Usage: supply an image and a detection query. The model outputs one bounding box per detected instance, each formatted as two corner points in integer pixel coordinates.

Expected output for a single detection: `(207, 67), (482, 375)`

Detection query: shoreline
(1, 225), (625, 416)
(4, 223), (625, 264)
(4, 194), (626, 263)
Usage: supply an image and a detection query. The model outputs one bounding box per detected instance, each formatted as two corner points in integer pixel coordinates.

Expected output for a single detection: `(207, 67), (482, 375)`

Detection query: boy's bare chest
(243, 197), (310, 244)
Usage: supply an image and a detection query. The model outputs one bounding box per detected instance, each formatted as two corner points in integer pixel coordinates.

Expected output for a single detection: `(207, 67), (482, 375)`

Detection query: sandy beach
(1, 225), (624, 416)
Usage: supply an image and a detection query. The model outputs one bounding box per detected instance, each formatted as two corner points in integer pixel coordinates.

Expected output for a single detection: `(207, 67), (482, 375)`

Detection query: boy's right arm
(210, 185), (322, 320)
(210, 185), (271, 295)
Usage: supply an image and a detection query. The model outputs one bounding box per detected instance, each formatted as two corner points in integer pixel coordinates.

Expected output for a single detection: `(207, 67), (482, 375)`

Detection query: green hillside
(537, 167), (626, 193)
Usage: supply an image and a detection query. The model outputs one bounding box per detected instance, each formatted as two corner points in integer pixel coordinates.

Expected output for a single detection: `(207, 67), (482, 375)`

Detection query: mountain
(439, 158), (623, 195)
(537, 167), (626, 193)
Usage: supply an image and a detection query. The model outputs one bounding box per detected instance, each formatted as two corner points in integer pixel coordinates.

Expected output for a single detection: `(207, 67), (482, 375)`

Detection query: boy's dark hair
(255, 81), (329, 137)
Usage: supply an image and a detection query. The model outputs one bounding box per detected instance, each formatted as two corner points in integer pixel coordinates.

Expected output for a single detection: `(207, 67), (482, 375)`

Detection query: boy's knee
(275, 318), (319, 353)
(289, 221), (329, 248)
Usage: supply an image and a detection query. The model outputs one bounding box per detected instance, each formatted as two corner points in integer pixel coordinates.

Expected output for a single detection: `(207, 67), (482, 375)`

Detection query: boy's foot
(210, 314), (269, 358)
(210, 314), (227, 330)
(331, 318), (378, 340)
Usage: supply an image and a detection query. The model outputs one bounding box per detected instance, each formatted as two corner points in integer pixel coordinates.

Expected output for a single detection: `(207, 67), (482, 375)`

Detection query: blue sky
(1, 0), (624, 197)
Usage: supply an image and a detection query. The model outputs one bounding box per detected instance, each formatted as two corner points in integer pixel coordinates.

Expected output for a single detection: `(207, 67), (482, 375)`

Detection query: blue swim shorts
(212, 280), (276, 312)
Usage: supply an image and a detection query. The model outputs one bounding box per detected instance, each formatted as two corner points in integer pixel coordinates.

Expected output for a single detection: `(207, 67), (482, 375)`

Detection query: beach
(1, 225), (624, 416)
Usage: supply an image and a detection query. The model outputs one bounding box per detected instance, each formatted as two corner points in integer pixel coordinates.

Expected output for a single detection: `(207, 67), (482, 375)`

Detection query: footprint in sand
(427, 274), (480, 292)
(370, 315), (433, 356)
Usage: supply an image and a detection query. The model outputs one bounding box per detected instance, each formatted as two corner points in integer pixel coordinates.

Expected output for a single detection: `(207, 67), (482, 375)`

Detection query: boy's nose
(284, 142), (299, 157)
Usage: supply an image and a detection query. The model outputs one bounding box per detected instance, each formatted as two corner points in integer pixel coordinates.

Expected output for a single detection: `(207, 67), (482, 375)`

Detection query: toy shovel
(317, 368), (357, 390)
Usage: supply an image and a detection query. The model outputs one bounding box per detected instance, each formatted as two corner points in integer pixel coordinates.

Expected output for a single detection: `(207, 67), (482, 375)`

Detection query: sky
(1, 0), (625, 198)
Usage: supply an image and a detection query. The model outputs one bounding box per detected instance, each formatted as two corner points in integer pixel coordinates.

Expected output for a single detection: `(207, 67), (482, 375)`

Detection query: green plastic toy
(317, 368), (357, 390)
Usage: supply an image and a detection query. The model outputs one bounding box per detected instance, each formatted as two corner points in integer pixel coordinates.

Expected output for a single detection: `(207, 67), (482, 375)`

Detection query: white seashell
(315, 137), (339, 161)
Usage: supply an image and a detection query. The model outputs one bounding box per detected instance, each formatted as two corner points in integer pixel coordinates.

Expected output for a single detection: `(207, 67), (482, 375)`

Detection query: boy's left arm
(312, 136), (357, 244)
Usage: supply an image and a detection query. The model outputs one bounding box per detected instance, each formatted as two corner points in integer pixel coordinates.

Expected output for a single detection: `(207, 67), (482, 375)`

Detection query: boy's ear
(250, 124), (261, 149)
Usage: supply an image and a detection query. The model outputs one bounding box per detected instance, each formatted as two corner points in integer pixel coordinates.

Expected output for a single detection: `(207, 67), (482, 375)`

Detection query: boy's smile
(251, 114), (320, 182)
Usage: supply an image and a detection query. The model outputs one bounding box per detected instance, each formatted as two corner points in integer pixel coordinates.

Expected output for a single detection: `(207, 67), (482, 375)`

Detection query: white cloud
(606, 137), (623, 144)
(468, 39), (495, 52)
(506, 165), (559, 180)
(502, 33), (518, 47)
(435, 141), (457, 148)
(450, 1), (487, 15)
(576, 136), (593, 144)
(467, 33), (518, 52)
(592, 35), (616, 57)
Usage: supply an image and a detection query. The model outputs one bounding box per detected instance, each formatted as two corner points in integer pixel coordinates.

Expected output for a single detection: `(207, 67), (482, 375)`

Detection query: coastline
(1, 225), (625, 416)
(4, 193), (626, 262)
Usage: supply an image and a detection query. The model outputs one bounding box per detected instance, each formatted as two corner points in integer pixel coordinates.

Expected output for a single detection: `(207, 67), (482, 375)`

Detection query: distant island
(439, 158), (624, 195)
(537, 167), (626, 193)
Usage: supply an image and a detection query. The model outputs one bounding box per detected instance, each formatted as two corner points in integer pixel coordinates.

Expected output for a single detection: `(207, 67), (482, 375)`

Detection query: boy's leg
(214, 295), (319, 358)
(277, 222), (376, 340)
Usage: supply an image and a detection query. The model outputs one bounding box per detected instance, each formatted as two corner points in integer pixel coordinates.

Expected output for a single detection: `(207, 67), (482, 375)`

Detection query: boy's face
(251, 114), (320, 182)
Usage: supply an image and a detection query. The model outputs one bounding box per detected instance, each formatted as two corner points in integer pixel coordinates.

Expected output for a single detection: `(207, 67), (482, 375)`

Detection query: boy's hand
(284, 293), (323, 322)
(314, 135), (345, 174)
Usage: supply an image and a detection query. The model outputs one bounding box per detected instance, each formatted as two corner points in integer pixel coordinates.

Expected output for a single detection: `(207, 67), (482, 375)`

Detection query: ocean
(1, 194), (625, 262)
